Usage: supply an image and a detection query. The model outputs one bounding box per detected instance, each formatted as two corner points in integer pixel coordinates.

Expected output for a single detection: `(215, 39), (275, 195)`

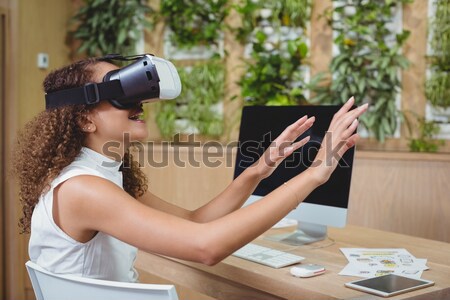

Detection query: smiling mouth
(128, 110), (145, 121)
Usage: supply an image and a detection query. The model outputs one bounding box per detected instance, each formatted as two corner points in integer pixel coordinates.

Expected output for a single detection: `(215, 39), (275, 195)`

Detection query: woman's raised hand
(310, 97), (368, 185)
(252, 115), (315, 180)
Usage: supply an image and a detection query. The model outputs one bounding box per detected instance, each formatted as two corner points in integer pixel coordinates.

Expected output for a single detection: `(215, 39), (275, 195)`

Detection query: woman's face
(86, 62), (149, 146)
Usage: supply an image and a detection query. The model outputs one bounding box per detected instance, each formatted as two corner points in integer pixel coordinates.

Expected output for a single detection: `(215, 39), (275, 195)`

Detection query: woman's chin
(131, 130), (149, 143)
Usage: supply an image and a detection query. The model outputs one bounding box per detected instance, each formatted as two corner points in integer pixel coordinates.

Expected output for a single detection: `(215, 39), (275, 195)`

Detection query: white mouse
(290, 264), (326, 278)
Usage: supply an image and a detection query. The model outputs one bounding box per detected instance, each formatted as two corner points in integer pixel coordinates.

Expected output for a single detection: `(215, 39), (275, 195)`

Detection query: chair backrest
(25, 261), (179, 300)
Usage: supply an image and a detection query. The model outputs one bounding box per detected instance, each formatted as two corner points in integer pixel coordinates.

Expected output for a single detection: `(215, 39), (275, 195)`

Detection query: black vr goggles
(45, 54), (182, 110)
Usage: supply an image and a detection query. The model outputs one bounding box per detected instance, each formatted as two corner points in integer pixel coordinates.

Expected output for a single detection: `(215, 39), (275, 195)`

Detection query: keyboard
(232, 243), (305, 268)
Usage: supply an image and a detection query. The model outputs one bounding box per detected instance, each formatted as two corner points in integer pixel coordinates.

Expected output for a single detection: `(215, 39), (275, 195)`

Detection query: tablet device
(345, 274), (434, 297)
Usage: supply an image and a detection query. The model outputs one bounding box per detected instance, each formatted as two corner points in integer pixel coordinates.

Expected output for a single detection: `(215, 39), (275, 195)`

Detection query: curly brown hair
(14, 58), (148, 234)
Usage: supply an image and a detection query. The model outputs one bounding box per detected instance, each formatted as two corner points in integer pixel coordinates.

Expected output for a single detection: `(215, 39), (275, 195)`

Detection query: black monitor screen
(234, 106), (355, 209)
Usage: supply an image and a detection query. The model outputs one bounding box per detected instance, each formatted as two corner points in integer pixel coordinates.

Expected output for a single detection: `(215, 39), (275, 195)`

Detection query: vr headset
(45, 54), (182, 109)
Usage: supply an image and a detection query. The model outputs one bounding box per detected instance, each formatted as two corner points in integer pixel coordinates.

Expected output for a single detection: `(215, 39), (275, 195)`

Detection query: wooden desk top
(135, 225), (450, 300)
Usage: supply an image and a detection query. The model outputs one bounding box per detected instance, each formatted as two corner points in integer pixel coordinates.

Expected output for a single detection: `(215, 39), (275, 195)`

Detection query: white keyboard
(232, 243), (305, 268)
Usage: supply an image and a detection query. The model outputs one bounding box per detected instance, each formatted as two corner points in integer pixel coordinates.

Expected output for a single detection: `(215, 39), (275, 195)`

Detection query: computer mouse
(290, 264), (326, 278)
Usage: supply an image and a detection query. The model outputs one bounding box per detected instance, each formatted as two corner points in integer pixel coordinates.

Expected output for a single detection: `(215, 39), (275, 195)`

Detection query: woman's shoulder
(49, 147), (124, 194)
(52, 160), (104, 188)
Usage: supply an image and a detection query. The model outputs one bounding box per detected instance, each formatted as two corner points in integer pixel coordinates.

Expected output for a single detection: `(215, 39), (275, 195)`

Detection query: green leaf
(397, 57), (410, 69)
(378, 125), (386, 143)
(396, 30), (411, 45)
(117, 29), (127, 44)
(298, 42), (308, 58)
(368, 79), (379, 88)
(287, 40), (297, 56)
(357, 79), (366, 93)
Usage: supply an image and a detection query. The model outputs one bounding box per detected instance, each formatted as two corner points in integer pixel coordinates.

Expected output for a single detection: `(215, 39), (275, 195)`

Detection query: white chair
(25, 261), (179, 300)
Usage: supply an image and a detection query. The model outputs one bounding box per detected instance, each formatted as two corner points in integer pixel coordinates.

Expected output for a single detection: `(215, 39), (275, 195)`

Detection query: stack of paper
(339, 248), (429, 279)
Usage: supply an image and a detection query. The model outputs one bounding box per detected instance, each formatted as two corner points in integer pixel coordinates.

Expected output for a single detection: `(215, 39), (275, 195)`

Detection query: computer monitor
(234, 105), (355, 245)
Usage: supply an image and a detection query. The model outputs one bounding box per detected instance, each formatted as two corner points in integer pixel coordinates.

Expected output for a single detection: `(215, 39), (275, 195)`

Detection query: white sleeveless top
(29, 147), (139, 282)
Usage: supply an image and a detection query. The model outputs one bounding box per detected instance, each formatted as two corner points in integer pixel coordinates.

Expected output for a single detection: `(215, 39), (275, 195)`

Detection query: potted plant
(309, 0), (412, 142)
(70, 0), (154, 56)
(234, 0), (311, 106)
(160, 0), (228, 50)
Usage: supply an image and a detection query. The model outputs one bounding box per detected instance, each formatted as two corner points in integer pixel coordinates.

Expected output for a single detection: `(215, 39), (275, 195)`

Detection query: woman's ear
(81, 123), (96, 133)
(79, 115), (97, 133)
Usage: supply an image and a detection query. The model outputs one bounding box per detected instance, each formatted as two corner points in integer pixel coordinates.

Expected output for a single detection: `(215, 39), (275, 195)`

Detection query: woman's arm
(54, 97), (367, 265)
(139, 116), (315, 222)
(55, 168), (318, 266)
(136, 166), (263, 222)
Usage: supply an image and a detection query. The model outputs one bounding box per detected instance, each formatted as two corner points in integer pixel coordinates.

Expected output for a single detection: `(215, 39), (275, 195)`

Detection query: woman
(14, 56), (368, 282)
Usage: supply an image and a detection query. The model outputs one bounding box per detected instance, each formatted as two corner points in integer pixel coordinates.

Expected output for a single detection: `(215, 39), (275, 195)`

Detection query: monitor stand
(266, 222), (327, 246)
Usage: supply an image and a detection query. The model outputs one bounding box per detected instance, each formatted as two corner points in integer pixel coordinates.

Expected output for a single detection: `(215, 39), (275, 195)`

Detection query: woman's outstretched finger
(335, 103), (368, 133)
(342, 119), (359, 139)
(276, 116), (308, 141)
(277, 116), (314, 143)
(292, 116), (315, 137)
(282, 136), (311, 156)
(330, 97), (355, 127)
(288, 115), (308, 130)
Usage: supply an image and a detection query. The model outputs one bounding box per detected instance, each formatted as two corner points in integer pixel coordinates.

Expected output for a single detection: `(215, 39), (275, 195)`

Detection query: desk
(135, 225), (450, 300)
